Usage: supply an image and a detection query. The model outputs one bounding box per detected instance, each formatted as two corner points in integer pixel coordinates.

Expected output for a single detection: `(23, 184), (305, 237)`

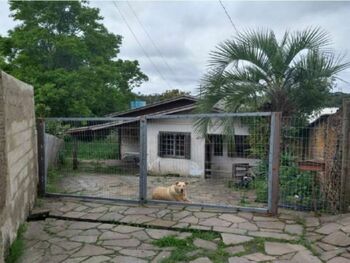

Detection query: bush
(252, 152), (323, 210)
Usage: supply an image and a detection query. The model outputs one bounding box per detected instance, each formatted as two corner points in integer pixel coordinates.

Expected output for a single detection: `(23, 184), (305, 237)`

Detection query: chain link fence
(44, 118), (141, 200)
(41, 108), (348, 214)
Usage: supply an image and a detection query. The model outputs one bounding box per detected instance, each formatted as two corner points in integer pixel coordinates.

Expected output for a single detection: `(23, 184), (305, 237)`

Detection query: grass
(191, 230), (220, 240)
(5, 224), (27, 263)
(63, 139), (120, 160)
(152, 229), (322, 263)
(46, 169), (61, 193)
(153, 235), (190, 248)
(53, 137), (138, 177)
(234, 237), (266, 257)
(152, 231), (228, 263)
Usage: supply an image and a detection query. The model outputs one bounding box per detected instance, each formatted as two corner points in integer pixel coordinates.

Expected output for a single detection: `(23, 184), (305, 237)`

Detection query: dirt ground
(52, 173), (265, 208)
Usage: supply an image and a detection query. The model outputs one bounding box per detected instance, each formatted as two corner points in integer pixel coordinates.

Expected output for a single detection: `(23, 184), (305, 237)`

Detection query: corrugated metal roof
(308, 107), (339, 124)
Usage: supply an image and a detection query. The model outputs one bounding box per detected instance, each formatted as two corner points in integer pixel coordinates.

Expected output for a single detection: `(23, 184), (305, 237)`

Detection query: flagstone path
(18, 198), (350, 263)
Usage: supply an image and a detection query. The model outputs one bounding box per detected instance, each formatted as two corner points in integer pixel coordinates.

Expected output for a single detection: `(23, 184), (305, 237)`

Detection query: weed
(191, 230), (220, 241)
(152, 235), (190, 248)
(5, 224), (27, 263)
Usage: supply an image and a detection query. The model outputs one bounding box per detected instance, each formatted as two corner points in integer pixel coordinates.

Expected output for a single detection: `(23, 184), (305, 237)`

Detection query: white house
(69, 96), (260, 178)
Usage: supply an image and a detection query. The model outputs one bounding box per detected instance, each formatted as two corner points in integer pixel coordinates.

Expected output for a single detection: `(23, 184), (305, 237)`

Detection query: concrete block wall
(0, 71), (38, 262)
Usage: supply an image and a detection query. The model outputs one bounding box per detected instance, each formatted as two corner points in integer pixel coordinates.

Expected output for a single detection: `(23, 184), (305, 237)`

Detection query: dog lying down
(152, 181), (190, 202)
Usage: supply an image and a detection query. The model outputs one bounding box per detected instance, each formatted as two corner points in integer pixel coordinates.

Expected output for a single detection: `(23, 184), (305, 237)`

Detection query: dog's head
(174, 181), (188, 194)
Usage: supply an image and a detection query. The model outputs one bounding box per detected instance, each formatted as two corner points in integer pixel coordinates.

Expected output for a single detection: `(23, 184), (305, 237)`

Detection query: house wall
(147, 119), (205, 177)
(146, 118), (258, 178)
(210, 143), (260, 177)
(0, 72), (38, 262)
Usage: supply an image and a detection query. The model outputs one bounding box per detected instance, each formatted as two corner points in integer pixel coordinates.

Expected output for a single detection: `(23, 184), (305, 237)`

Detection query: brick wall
(0, 71), (38, 262)
(323, 109), (343, 212)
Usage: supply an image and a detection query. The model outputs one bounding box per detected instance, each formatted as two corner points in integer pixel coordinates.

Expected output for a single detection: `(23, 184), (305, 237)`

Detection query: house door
(205, 138), (212, 178)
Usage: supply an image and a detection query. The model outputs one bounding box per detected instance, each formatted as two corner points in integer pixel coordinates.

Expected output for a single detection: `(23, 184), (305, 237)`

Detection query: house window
(228, 135), (250, 158)
(210, 135), (223, 156)
(158, 132), (191, 159)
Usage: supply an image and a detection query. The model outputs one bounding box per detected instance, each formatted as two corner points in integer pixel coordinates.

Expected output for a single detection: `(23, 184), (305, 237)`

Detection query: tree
(137, 89), (191, 104)
(0, 1), (148, 117)
(197, 28), (349, 116)
(324, 92), (350, 107)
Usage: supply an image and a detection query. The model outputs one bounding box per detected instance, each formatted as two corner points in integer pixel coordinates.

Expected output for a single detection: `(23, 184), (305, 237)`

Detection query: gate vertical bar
(139, 117), (147, 204)
(268, 112), (282, 215)
(341, 99), (350, 212)
(37, 118), (46, 197)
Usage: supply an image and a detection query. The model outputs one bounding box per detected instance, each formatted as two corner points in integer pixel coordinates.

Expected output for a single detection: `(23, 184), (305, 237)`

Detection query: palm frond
(284, 27), (331, 67)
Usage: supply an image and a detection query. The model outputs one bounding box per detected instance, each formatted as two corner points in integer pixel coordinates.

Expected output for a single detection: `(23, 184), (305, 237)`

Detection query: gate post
(139, 116), (147, 204)
(37, 118), (46, 197)
(341, 99), (350, 212)
(268, 112), (282, 215)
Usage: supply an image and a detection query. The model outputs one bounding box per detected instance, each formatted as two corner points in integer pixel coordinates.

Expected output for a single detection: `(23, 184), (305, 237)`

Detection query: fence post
(268, 112), (282, 215)
(341, 99), (350, 212)
(139, 116), (147, 204)
(36, 118), (46, 197)
(72, 137), (78, 170)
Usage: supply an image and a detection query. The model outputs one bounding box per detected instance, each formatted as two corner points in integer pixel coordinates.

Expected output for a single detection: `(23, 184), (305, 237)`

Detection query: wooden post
(268, 112), (282, 215)
(37, 118), (46, 197)
(341, 99), (350, 212)
(72, 137), (78, 170)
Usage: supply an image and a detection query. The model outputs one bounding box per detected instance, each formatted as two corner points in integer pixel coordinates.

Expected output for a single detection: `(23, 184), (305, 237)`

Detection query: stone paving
(18, 198), (350, 263)
(55, 173), (261, 207)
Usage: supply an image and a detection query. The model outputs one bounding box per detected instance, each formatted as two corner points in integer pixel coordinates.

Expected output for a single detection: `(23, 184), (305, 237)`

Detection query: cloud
(1, 1), (349, 94)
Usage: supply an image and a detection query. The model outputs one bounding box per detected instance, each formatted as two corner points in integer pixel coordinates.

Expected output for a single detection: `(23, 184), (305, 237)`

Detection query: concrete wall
(0, 71), (38, 262)
(45, 133), (63, 173)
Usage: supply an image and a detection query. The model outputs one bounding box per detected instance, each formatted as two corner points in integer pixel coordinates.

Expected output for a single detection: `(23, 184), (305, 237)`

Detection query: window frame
(210, 134), (224, 156)
(158, 131), (191, 159)
(228, 135), (250, 158)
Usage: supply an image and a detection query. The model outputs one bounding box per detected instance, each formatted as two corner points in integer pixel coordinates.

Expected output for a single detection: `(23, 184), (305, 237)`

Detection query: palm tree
(197, 27), (349, 116)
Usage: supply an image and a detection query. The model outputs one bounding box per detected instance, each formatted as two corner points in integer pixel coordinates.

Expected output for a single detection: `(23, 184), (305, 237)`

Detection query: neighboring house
(68, 96), (259, 178)
(305, 107), (339, 161)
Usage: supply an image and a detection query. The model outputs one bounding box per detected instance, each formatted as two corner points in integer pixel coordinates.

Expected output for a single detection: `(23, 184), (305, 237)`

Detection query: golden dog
(152, 181), (190, 202)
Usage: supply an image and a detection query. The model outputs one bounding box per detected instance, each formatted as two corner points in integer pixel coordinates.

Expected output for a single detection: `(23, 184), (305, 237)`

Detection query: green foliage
(45, 121), (71, 138)
(5, 224), (27, 263)
(153, 232), (228, 263)
(152, 235), (190, 248)
(252, 153), (325, 209)
(191, 230), (220, 241)
(323, 92), (350, 107)
(136, 89), (191, 104)
(249, 160), (268, 203)
(63, 138), (120, 160)
(0, 1), (147, 117)
(198, 27), (350, 117)
(47, 169), (61, 193)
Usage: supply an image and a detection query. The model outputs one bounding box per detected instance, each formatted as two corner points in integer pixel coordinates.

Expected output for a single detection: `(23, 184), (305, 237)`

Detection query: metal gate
(38, 112), (281, 214)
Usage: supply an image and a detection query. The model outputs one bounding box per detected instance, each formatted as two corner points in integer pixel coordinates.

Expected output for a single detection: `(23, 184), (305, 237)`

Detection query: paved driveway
(54, 173), (262, 208)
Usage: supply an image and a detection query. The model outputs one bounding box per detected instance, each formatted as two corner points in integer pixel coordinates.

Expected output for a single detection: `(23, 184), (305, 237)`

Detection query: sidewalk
(18, 198), (350, 263)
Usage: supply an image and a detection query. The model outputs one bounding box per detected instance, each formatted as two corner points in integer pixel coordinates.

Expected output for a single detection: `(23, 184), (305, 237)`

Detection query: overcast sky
(1, 1), (349, 95)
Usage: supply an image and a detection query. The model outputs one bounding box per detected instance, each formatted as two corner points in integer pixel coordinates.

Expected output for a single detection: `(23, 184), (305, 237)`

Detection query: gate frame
(38, 112), (281, 215)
